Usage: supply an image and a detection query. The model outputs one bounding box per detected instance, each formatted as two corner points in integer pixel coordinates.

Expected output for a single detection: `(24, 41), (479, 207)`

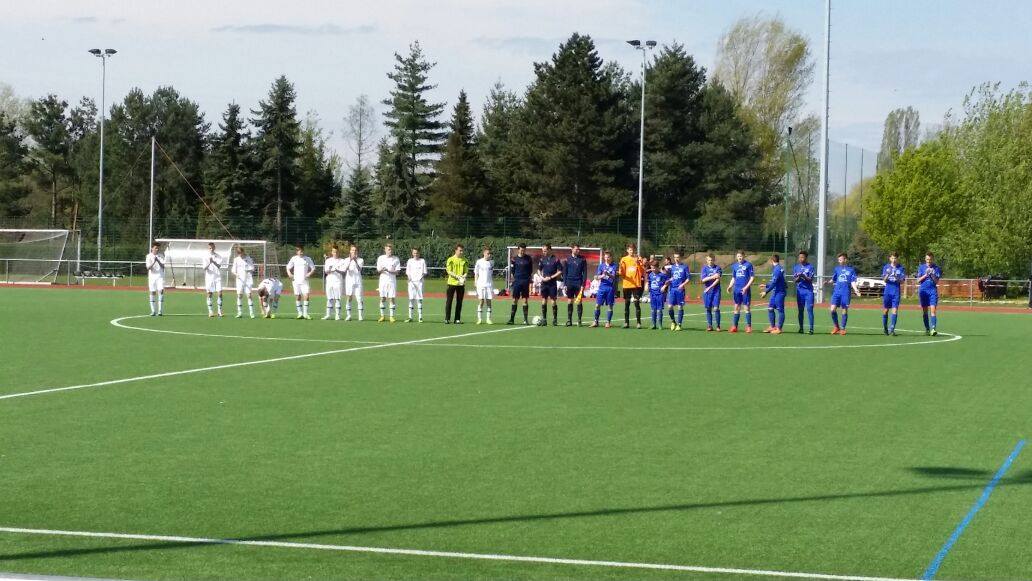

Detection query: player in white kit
(323, 245), (345, 320)
(145, 242), (165, 316)
(202, 242), (224, 318)
(376, 243), (401, 323)
(405, 247), (427, 323)
(231, 245), (256, 318)
(286, 244), (316, 320)
(341, 244), (365, 321)
(474, 247), (495, 325)
(257, 276), (283, 318)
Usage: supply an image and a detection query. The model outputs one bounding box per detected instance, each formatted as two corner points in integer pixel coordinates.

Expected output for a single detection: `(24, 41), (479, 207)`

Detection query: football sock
(335, 302), (341, 317)
(657, 307), (664, 326)
(295, 298), (302, 315)
(409, 301), (415, 319)
(522, 305), (529, 322)
(551, 304), (557, 323)
(379, 299), (386, 317)
(357, 300), (364, 318)
(923, 311), (930, 330)
(931, 315), (937, 328)
(477, 305), (483, 320)
(567, 303), (573, 322)
(668, 307), (675, 322)
(777, 309), (785, 329)
(247, 297), (253, 316)
(841, 313), (848, 329)
(715, 308), (721, 328)
(745, 311), (751, 326)
(831, 310), (840, 328)
(634, 302), (641, 324)
(389, 302), (396, 318)
(576, 303), (583, 322)
(798, 307), (805, 328)
(510, 303), (518, 322)
(677, 307), (684, 325)
(606, 308), (614, 323)
(733, 312), (741, 327)
(890, 313), (898, 331)
(157, 293), (164, 314)
(807, 305), (814, 330)
(624, 301), (630, 323)
(149, 296), (156, 314)
(542, 303), (547, 320)
(594, 307), (601, 323)
(768, 308), (776, 327)
(883, 314), (889, 331)
(237, 297), (243, 315)
(706, 308), (712, 327)
(302, 300), (309, 317)
(417, 299), (423, 318)
(207, 296), (214, 315)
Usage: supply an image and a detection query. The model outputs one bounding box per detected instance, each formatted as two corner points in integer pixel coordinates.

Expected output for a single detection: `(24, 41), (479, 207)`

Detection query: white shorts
(235, 278), (253, 294)
(148, 276), (164, 293)
(407, 280), (424, 300)
(344, 277), (362, 297)
(476, 286), (494, 300)
(292, 280), (310, 296)
(204, 275), (222, 293)
(325, 280), (343, 301)
(378, 279), (397, 299)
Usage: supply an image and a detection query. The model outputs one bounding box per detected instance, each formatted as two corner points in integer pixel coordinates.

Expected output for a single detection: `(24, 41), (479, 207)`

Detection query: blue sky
(3, 0), (1031, 168)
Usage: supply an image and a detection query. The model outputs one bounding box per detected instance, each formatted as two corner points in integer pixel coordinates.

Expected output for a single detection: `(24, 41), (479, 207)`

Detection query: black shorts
(540, 284), (558, 299)
(622, 287), (643, 301)
(512, 281), (531, 299)
(564, 285), (582, 299)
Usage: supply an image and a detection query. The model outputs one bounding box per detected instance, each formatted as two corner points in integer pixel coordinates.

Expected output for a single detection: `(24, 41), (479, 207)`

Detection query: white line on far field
(0, 526), (922, 581)
(0, 324), (530, 402)
(110, 314), (384, 345)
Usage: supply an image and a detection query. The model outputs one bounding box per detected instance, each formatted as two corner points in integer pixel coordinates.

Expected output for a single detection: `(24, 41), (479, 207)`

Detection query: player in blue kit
(646, 260), (669, 330)
(793, 251), (816, 334)
(590, 250), (618, 328)
(916, 252), (942, 336)
(881, 252), (906, 335)
(760, 254), (787, 334)
(699, 253), (722, 332)
(726, 251), (754, 333)
(828, 253), (861, 335)
(666, 250), (691, 332)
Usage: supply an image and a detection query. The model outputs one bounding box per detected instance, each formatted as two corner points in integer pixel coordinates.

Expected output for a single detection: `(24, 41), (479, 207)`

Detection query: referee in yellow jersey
(444, 244), (468, 324)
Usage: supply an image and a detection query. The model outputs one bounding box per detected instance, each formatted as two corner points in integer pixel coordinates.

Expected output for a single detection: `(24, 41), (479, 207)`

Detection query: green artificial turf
(0, 287), (1028, 581)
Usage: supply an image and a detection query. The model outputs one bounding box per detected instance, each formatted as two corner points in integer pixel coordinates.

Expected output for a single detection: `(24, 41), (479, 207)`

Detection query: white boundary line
(0, 325), (530, 401)
(111, 315), (385, 345)
(0, 526), (921, 581)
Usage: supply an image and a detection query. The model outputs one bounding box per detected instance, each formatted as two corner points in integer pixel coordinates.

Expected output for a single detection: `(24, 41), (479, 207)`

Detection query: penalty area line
(0, 526), (921, 581)
(0, 325), (530, 402)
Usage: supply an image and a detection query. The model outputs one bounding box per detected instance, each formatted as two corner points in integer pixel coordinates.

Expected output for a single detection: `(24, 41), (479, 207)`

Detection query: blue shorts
(768, 291), (786, 310)
(649, 293), (666, 308)
(512, 281), (530, 300)
(733, 288), (751, 306)
(796, 290), (814, 308)
(919, 288), (938, 307)
(831, 291), (851, 308)
(883, 292), (901, 309)
(540, 283), (558, 300)
(667, 288), (685, 307)
(596, 286), (615, 307)
(703, 290), (720, 309)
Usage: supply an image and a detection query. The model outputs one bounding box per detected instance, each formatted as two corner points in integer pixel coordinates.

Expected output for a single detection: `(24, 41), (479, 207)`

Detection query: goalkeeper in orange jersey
(617, 243), (646, 329)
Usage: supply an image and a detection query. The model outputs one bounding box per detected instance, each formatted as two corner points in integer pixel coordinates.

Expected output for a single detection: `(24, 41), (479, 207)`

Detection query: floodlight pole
(149, 136), (156, 245)
(817, 0), (831, 303)
(628, 40), (655, 253)
(90, 48), (116, 268)
(784, 127), (792, 256)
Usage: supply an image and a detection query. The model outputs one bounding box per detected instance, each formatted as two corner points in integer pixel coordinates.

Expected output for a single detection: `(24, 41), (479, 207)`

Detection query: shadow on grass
(2, 469), (1031, 562)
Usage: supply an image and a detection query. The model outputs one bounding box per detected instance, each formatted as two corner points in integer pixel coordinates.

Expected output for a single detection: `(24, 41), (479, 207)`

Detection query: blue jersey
(882, 263), (906, 295)
(668, 263), (690, 289)
(647, 271), (669, 297)
(596, 262), (617, 290)
(700, 264), (722, 293)
(766, 264), (787, 293)
(793, 263), (815, 293)
(731, 261), (754, 289)
(917, 263), (941, 291)
(832, 265), (857, 295)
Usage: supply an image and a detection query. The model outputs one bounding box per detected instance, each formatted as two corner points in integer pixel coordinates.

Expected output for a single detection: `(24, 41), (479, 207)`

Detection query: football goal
(0, 229), (80, 284)
(157, 239), (268, 289)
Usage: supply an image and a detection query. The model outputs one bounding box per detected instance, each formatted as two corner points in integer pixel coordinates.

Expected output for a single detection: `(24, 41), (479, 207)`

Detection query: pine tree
(24, 95), (73, 225)
(295, 114), (339, 221)
(376, 42), (446, 227)
(509, 33), (635, 225)
(324, 164), (375, 240)
(201, 103), (256, 237)
(429, 90), (487, 226)
(252, 76), (301, 237)
(478, 82), (521, 214)
(0, 112), (30, 217)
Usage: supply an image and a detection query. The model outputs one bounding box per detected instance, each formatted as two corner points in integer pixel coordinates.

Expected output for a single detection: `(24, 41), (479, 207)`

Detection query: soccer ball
(532, 315), (543, 326)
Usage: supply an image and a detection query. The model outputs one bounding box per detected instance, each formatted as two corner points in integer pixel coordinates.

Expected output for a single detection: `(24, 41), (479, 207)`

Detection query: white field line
(0, 526), (921, 581)
(111, 314), (385, 345)
(0, 325), (530, 402)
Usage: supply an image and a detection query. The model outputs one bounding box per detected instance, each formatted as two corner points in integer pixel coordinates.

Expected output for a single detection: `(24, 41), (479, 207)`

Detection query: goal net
(0, 229), (80, 284)
(157, 239), (268, 289)
(505, 245), (602, 296)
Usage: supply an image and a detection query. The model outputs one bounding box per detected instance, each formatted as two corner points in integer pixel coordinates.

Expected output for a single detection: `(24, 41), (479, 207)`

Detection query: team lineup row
(141, 242), (945, 336)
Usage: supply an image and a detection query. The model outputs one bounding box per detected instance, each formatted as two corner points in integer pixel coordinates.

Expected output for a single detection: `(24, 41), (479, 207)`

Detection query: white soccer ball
(532, 315), (542, 325)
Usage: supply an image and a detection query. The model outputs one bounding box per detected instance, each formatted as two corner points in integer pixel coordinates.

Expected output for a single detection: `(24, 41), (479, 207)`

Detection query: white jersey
(405, 258), (427, 282)
(376, 255), (401, 283)
(231, 255), (255, 282)
(324, 257), (345, 286)
(340, 256), (364, 293)
(258, 277), (283, 297)
(145, 253), (165, 278)
(203, 252), (223, 277)
(286, 255), (315, 283)
(474, 258), (494, 289)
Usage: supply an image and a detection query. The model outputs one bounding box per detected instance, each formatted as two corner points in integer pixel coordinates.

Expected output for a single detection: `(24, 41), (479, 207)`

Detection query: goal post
(505, 245), (602, 296)
(0, 229), (80, 284)
(157, 238), (267, 289)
